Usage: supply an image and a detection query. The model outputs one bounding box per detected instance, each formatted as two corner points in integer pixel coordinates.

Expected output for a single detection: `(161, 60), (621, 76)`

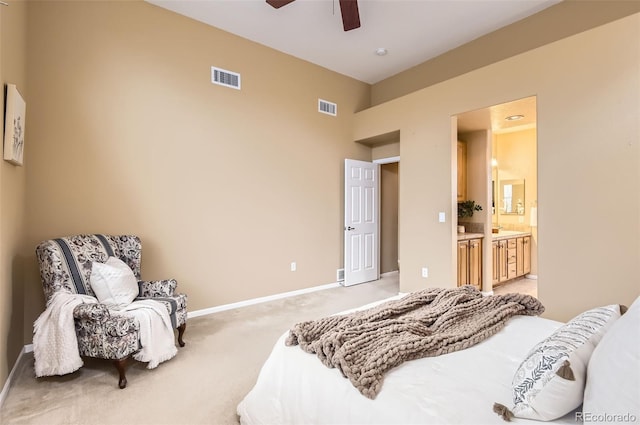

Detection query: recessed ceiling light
(374, 48), (388, 56)
(505, 114), (524, 121)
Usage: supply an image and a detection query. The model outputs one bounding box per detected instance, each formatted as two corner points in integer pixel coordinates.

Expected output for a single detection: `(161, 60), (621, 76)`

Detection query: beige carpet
(0, 274), (538, 425)
(0, 274), (400, 425)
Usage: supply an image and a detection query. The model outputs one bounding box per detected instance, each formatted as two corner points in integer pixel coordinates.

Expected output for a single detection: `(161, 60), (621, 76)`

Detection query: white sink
(492, 230), (529, 238)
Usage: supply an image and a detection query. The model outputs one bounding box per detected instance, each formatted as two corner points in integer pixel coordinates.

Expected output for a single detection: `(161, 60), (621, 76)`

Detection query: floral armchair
(35, 234), (187, 388)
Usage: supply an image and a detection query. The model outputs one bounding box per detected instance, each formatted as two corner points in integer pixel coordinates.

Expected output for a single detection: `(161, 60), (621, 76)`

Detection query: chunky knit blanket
(286, 286), (544, 399)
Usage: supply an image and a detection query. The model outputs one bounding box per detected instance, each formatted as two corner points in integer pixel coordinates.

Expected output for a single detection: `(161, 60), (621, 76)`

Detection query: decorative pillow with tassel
(494, 304), (623, 422)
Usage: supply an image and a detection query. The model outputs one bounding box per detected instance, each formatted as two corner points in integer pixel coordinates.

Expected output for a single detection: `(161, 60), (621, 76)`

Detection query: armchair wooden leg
(177, 323), (186, 347)
(114, 358), (128, 389)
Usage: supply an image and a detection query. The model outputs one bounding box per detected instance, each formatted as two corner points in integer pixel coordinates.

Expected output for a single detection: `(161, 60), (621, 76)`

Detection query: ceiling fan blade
(266, 0), (296, 9)
(339, 0), (361, 31)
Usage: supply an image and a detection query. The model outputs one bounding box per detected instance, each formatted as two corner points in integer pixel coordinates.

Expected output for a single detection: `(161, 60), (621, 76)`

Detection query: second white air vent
(211, 66), (241, 90)
(318, 99), (337, 116)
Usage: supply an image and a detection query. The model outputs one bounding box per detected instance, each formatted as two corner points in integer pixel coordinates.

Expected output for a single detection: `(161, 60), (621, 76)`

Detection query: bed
(237, 289), (639, 425)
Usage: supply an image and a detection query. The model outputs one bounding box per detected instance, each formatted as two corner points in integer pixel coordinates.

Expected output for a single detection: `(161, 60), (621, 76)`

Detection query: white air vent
(318, 99), (337, 116)
(211, 66), (241, 90)
(337, 268), (345, 282)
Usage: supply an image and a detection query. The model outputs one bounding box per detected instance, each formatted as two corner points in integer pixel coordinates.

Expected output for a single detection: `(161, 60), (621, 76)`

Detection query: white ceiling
(457, 96), (537, 134)
(147, 0), (560, 84)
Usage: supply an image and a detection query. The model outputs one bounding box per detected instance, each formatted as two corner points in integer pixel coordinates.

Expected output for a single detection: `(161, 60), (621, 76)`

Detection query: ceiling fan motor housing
(266, 0), (361, 32)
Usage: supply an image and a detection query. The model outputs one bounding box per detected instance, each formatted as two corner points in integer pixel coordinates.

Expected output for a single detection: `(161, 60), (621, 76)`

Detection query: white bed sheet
(237, 296), (580, 425)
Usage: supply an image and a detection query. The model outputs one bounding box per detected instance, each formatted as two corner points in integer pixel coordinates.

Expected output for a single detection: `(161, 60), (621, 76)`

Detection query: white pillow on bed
(89, 256), (139, 309)
(583, 296), (640, 421)
(507, 304), (622, 421)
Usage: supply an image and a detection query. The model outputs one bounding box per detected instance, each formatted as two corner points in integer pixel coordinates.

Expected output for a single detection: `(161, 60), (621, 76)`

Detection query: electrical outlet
(438, 212), (445, 223)
(421, 267), (429, 278)
(290, 262), (296, 272)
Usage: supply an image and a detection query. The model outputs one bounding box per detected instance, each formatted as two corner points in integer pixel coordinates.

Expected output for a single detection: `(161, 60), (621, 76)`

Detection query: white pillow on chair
(90, 256), (139, 309)
(582, 296), (640, 422)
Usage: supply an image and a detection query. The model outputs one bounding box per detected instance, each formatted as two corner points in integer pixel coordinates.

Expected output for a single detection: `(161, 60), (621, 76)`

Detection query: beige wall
(459, 131), (490, 226)
(380, 162), (398, 273)
(495, 128), (537, 229)
(23, 1), (371, 341)
(354, 13), (640, 321)
(459, 130), (492, 289)
(1, 0), (638, 390)
(0, 0), (28, 391)
(371, 142), (399, 160)
(495, 128), (538, 275)
(371, 1), (640, 106)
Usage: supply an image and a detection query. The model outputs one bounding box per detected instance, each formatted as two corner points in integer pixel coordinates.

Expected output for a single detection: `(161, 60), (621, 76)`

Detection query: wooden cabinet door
(468, 239), (482, 290)
(457, 141), (466, 202)
(498, 240), (508, 282)
(523, 236), (531, 275)
(492, 241), (499, 285)
(516, 237), (524, 276)
(506, 239), (517, 279)
(457, 240), (469, 286)
(493, 235), (532, 284)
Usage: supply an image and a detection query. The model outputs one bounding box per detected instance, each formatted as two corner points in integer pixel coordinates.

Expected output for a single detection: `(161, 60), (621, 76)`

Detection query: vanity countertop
(492, 230), (531, 241)
(457, 231), (531, 241)
(457, 232), (484, 241)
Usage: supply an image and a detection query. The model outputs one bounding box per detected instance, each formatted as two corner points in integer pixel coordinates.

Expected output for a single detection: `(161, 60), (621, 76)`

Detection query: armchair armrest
(73, 304), (139, 337)
(101, 313), (139, 337)
(137, 279), (177, 297)
(73, 303), (110, 321)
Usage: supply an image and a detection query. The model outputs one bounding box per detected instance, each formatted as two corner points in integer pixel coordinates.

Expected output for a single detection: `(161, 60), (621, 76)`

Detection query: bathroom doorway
(455, 96), (538, 298)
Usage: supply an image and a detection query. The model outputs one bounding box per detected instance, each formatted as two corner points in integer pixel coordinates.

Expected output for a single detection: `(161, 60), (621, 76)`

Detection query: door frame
(342, 155), (399, 286)
(373, 156), (400, 276)
(374, 156), (400, 165)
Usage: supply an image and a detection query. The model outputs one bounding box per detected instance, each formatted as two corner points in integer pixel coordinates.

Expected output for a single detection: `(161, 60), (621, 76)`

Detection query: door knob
(346, 226), (356, 231)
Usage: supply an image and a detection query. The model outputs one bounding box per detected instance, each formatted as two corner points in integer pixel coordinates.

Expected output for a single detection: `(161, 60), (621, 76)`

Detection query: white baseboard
(0, 346), (28, 410)
(187, 281), (342, 319)
(341, 270), (398, 287)
(2, 283), (341, 407)
(4, 275), (394, 406)
(525, 274), (538, 280)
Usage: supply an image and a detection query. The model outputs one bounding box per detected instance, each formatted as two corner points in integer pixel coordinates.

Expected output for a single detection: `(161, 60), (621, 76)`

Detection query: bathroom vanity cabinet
(457, 232), (531, 291)
(457, 235), (482, 290)
(492, 233), (531, 285)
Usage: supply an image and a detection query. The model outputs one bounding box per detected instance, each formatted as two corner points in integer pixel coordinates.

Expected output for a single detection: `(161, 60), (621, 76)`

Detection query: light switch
(438, 212), (446, 223)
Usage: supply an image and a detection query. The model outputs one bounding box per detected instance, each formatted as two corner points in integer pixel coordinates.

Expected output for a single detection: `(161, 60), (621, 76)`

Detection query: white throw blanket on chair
(34, 294), (176, 377)
(33, 292), (97, 377)
(121, 299), (177, 369)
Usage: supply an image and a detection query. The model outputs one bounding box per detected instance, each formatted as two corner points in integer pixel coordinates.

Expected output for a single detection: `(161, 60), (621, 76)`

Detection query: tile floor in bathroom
(492, 277), (537, 298)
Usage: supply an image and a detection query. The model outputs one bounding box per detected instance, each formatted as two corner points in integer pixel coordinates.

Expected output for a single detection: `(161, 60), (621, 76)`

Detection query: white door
(344, 159), (379, 286)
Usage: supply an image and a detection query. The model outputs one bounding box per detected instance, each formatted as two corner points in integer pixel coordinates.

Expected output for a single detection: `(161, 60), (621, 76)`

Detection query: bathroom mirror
(500, 179), (525, 215)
